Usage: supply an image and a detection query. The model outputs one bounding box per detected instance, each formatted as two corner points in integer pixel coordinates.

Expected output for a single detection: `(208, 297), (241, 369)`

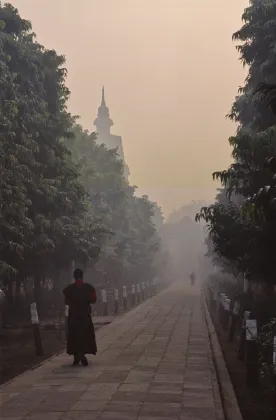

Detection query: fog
(7, 0), (250, 284)
(12, 0), (248, 216)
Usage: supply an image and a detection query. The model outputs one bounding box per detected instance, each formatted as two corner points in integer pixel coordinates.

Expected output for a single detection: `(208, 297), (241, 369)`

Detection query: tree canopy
(68, 125), (165, 289)
(0, 3), (167, 308)
(197, 0), (276, 287)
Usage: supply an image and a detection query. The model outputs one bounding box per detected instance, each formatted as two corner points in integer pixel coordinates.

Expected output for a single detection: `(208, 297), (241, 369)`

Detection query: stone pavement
(0, 283), (224, 420)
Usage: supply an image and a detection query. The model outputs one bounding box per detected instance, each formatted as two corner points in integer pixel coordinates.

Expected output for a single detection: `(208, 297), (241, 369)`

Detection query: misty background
(12, 0), (247, 214)
(9, 0), (249, 279)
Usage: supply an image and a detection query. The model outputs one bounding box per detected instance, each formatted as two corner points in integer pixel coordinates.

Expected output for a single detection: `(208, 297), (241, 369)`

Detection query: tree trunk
(15, 277), (22, 305)
(6, 278), (13, 306)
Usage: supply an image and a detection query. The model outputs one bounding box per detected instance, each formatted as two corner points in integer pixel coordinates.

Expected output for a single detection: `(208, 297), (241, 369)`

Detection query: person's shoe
(81, 356), (88, 366)
(72, 356), (80, 366)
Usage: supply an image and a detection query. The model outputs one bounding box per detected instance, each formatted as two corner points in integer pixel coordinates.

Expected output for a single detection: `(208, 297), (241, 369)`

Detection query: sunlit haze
(12, 0), (249, 215)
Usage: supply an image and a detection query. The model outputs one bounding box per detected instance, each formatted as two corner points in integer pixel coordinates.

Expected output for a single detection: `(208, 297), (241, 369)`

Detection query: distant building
(94, 87), (129, 180)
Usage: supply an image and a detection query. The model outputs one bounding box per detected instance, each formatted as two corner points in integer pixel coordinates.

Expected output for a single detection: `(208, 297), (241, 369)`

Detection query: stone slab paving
(0, 283), (224, 420)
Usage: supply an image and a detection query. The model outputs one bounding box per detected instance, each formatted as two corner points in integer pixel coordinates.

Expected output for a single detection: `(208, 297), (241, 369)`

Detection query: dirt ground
(0, 322), (107, 385)
(210, 310), (273, 420)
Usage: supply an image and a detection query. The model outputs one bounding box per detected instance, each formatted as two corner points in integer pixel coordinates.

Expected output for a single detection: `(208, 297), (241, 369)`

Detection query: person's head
(73, 268), (83, 281)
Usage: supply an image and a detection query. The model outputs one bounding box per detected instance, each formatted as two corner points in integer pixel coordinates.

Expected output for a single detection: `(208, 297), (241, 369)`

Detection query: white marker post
(123, 286), (127, 311)
(64, 304), (69, 340)
(30, 302), (43, 356)
(101, 289), (108, 316)
(239, 311), (251, 361)
(136, 283), (141, 304)
(233, 301), (241, 316)
(219, 294), (225, 326)
(273, 337), (276, 415)
(229, 301), (240, 342)
(141, 282), (145, 300)
(132, 284), (136, 307)
(114, 288), (119, 315)
(212, 289), (217, 301)
(222, 296), (230, 330)
(245, 318), (258, 386)
(273, 336), (276, 367)
(246, 319), (257, 341)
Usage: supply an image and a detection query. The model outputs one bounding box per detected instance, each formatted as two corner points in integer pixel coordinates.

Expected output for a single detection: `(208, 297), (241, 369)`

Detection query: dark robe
(63, 282), (97, 356)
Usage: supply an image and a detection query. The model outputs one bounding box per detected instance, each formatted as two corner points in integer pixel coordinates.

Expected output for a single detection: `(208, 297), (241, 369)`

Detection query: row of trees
(0, 3), (168, 318)
(197, 1), (276, 293)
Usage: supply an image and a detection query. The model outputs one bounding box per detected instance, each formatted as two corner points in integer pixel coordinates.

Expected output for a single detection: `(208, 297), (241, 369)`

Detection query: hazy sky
(12, 0), (249, 216)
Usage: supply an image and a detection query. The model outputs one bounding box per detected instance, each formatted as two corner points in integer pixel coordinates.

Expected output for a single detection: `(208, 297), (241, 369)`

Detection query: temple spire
(94, 86), (113, 135)
(101, 86), (106, 106)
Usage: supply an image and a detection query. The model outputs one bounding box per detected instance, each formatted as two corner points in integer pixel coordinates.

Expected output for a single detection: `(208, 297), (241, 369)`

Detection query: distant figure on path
(63, 268), (97, 366)
(190, 272), (195, 286)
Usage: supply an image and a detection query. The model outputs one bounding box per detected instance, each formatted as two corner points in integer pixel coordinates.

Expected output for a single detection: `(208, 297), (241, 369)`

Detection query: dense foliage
(196, 0), (276, 287)
(67, 125), (166, 289)
(0, 3), (166, 315)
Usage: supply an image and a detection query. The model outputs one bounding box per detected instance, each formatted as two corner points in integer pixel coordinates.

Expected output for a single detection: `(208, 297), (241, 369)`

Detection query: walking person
(63, 268), (97, 366)
(190, 272), (196, 286)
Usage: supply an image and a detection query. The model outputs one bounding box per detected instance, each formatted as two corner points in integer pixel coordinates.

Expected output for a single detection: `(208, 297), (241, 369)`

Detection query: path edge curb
(202, 290), (244, 420)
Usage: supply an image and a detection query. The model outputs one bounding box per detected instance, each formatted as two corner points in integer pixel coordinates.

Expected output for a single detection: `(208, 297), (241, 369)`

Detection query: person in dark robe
(63, 268), (97, 366)
(190, 272), (195, 286)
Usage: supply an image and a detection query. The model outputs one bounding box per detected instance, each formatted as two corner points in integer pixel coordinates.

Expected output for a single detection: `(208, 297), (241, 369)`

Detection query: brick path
(0, 283), (224, 420)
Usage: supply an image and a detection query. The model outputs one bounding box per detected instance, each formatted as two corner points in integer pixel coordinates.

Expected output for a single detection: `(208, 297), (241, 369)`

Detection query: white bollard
(132, 284), (136, 306)
(114, 288), (119, 314)
(101, 289), (108, 316)
(136, 283), (141, 303)
(123, 286), (127, 311)
(30, 302), (43, 356)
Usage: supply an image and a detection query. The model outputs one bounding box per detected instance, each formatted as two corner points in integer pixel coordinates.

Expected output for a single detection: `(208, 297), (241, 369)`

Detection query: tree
(0, 4), (101, 307)
(67, 124), (165, 289)
(0, 3), (167, 321)
(229, 0), (276, 133)
(196, 1), (276, 288)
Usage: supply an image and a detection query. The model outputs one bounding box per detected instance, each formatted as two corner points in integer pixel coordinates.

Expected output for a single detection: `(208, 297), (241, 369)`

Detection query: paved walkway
(0, 283), (224, 420)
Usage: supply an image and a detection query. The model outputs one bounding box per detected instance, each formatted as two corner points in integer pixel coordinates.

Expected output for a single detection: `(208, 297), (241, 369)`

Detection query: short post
(245, 318), (259, 386)
(57, 309), (62, 340)
(65, 304), (69, 340)
(30, 302), (43, 356)
(123, 286), (127, 311)
(215, 290), (220, 315)
(152, 278), (157, 295)
(239, 310), (250, 361)
(136, 283), (141, 304)
(273, 337), (276, 416)
(223, 298), (231, 331)
(141, 282), (145, 300)
(209, 286), (213, 306)
(212, 289), (218, 312)
(132, 284), (136, 306)
(229, 301), (240, 342)
(101, 289), (108, 316)
(144, 282), (148, 299)
(219, 294), (225, 325)
(114, 288), (119, 315)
